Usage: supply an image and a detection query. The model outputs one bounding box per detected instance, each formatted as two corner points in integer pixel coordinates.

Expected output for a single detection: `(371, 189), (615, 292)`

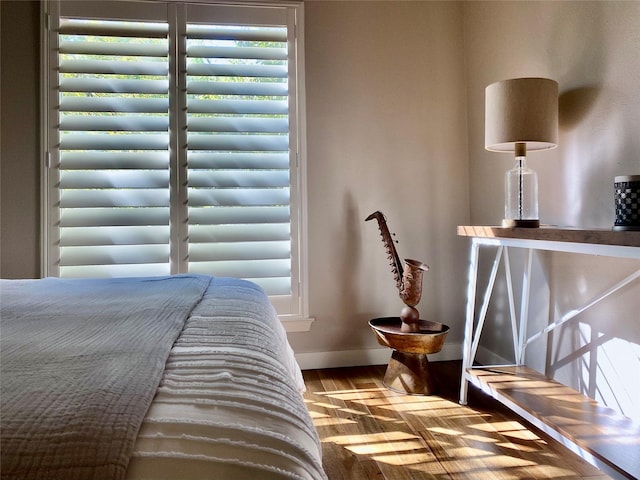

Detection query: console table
(457, 226), (640, 480)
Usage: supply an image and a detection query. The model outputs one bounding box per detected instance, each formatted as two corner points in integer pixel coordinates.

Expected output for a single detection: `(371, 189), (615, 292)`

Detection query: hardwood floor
(302, 362), (612, 480)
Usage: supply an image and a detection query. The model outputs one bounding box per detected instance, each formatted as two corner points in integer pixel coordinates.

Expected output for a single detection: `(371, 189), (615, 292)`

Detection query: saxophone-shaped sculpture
(366, 211), (429, 332)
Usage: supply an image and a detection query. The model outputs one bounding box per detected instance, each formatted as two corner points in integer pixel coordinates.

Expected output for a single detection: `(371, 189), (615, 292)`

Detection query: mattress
(0, 275), (326, 480)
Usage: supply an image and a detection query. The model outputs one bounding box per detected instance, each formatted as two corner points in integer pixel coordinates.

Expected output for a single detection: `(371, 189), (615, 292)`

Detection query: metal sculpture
(365, 211), (429, 332)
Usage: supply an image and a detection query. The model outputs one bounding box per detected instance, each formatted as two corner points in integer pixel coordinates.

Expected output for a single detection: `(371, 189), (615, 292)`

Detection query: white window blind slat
(186, 24), (287, 42)
(187, 259), (290, 279)
(59, 40), (168, 57)
(251, 279), (291, 297)
(186, 45), (287, 61)
(60, 78), (169, 95)
(186, 81), (287, 97)
(187, 62), (286, 78)
(187, 134), (288, 152)
(60, 170), (169, 189)
(59, 208), (169, 227)
(58, 7), (169, 32)
(60, 133), (168, 150)
(189, 242), (290, 262)
(60, 59), (168, 75)
(60, 190), (169, 208)
(60, 152), (168, 169)
(60, 244), (169, 266)
(60, 115), (169, 132)
(184, 3), (289, 26)
(188, 189), (289, 207)
(60, 264), (171, 278)
(187, 205), (290, 225)
(187, 99), (288, 115)
(60, 226), (169, 246)
(188, 152), (288, 169)
(188, 171), (289, 188)
(188, 117), (288, 133)
(59, 97), (169, 113)
(189, 223), (290, 243)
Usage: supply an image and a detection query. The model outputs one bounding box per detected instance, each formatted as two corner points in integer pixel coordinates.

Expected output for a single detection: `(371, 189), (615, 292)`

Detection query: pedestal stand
(369, 317), (449, 395)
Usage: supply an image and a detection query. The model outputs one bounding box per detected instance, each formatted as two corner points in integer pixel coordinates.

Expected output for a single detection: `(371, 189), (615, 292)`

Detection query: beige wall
(463, 0), (640, 422)
(464, 0), (640, 227)
(0, 1), (41, 279)
(289, 0), (470, 361)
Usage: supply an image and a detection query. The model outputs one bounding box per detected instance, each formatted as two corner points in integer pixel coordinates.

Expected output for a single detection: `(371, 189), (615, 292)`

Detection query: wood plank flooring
(302, 362), (613, 480)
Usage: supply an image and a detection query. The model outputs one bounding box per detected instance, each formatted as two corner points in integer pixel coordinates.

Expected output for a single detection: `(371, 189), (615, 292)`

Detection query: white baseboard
(295, 342), (463, 371)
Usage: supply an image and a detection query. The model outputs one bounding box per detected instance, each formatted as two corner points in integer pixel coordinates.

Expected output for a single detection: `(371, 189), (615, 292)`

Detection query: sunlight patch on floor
(462, 434), (499, 443)
(308, 401), (340, 410)
(378, 401), (460, 414)
(371, 451), (440, 467)
(339, 407), (369, 416)
(426, 426), (464, 436)
(317, 388), (385, 401)
(470, 420), (543, 441)
(308, 415), (357, 427)
(324, 430), (419, 446)
(496, 441), (541, 453)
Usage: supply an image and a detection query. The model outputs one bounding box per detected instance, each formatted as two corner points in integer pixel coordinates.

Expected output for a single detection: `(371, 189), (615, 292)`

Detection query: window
(43, 0), (308, 320)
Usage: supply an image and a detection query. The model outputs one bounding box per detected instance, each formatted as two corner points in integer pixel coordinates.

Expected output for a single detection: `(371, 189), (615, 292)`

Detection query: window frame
(41, 0), (312, 329)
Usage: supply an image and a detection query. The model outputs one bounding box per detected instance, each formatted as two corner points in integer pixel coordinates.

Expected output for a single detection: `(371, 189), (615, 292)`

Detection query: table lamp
(485, 77), (558, 228)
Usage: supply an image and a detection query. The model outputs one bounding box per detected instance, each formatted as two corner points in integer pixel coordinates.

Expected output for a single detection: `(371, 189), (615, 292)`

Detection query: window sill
(280, 316), (315, 332)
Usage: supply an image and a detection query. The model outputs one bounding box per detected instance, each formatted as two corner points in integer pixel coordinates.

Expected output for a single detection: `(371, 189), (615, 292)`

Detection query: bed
(0, 274), (327, 480)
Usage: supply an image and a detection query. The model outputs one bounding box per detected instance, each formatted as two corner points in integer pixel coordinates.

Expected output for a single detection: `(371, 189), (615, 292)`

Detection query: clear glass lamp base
(503, 153), (539, 229)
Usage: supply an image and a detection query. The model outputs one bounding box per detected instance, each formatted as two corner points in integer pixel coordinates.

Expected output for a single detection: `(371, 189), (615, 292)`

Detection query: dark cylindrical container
(614, 175), (640, 231)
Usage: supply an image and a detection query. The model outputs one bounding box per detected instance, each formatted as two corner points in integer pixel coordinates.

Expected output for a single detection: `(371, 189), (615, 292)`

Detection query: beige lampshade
(485, 77), (558, 152)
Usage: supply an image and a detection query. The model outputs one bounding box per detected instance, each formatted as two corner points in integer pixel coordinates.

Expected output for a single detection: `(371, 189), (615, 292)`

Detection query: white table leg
(460, 240), (480, 405)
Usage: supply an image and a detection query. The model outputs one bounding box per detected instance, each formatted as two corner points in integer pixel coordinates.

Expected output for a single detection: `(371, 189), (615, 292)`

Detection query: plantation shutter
(50, 2), (171, 277)
(184, 5), (298, 307)
(45, 1), (305, 317)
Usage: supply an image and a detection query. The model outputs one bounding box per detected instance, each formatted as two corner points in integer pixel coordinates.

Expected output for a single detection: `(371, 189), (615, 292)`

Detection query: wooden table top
(457, 225), (640, 248)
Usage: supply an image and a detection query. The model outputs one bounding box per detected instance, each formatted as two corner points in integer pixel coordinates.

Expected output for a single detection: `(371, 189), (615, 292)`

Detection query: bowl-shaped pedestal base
(383, 350), (436, 395)
(369, 317), (450, 395)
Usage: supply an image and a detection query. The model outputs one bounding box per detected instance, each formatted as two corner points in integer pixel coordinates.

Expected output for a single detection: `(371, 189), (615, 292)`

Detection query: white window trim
(40, 0), (313, 331)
